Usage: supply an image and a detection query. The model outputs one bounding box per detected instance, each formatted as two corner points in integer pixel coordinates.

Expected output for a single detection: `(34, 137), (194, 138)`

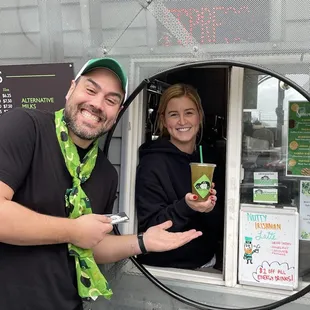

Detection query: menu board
(300, 180), (310, 241)
(0, 63), (74, 115)
(287, 101), (310, 177)
(238, 205), (299, 290)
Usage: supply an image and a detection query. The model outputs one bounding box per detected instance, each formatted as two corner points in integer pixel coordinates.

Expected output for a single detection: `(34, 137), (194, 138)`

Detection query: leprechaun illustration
(243, 236), (259, 264)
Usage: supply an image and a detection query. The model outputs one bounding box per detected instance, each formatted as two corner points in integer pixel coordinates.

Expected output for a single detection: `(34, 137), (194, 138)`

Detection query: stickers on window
(254, 172), (278, 187)
(253, 188), (278, 204)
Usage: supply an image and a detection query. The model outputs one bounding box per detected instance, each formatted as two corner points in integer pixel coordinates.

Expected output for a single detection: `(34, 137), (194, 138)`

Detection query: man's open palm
(142, 220), (202, 253)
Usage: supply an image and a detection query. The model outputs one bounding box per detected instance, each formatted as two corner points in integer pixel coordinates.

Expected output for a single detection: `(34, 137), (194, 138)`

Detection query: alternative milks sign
(0, 63), (74, 115)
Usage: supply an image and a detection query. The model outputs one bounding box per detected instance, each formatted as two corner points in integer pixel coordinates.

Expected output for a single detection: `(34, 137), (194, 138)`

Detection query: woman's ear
(160, 113), (166, 128)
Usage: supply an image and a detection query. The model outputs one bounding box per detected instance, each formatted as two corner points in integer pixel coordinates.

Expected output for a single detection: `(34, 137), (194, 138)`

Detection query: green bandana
(55, 109), (113, 301)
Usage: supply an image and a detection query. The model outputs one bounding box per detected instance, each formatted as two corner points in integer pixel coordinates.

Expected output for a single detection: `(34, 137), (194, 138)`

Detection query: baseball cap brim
(75, 57), (128, 98)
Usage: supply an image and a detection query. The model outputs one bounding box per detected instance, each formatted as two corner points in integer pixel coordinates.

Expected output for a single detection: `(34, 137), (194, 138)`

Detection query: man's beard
(64, 103), (111, 140)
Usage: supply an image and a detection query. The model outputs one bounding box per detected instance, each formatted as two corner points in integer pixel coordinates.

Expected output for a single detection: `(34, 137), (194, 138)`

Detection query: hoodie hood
(139, 137), (198, 162)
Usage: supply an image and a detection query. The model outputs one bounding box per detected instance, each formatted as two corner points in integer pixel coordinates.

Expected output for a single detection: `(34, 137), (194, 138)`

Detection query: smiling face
(64, 68), (124, 147)
(162, 96), (201, 152)
(156, 84), (204, 154)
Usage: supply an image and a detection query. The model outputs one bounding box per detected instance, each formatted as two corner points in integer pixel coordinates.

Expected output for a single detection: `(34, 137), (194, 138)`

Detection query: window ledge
(144, 265), (224, 286)
(125, 265), (310, 305)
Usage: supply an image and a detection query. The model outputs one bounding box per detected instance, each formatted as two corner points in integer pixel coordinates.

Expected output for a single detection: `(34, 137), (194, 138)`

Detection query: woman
(135, 83), (224, 270)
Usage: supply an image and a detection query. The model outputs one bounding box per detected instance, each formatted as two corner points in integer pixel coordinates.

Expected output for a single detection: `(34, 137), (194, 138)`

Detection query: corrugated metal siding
(0, 0), (125, 211)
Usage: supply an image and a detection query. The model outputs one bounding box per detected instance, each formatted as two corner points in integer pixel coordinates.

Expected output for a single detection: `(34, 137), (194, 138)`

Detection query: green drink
(190, 163), (216, 201)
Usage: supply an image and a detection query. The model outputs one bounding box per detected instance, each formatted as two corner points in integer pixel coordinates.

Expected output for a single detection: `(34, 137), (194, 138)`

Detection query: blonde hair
(155, 83), (204, 143)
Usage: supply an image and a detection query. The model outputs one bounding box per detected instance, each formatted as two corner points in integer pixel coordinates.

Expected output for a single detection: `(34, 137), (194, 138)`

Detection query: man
(0, 57), (202, 310)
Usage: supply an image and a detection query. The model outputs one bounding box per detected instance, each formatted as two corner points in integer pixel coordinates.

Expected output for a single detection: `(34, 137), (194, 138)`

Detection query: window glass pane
(240, 69), (310, 287)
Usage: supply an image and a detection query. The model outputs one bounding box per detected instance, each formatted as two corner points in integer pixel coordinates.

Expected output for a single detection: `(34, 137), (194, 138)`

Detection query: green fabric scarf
(55, 109), (113, 301)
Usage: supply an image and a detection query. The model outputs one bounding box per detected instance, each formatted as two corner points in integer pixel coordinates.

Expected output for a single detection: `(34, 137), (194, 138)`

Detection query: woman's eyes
(169, 111), (194, 117)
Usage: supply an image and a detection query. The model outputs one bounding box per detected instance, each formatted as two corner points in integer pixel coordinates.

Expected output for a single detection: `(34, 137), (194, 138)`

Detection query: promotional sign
(300, 181), (310, 241)
(287, 101), (310, 177)
(253, 188), (278, 204)
(0, 63), (74, 115)
(238, 205), (299, 290)
(254, 172), (278, 187)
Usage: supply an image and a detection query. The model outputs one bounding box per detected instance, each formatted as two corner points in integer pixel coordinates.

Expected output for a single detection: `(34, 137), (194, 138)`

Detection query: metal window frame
(115, 55), (310, 294)
(224, 66), (244, 287)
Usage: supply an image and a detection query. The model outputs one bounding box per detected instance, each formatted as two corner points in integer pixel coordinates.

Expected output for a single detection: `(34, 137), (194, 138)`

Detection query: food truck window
(239, 68), (310, 288)
(117, 61), (310, 293)
(139, 67), (228, 275)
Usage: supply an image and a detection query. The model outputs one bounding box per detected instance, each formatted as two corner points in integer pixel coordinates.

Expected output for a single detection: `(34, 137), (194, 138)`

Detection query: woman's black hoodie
(135, 138), (224, 269)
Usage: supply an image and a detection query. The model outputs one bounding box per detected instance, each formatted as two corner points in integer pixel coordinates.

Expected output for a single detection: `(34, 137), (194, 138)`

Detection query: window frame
(116, 56), (310, 300)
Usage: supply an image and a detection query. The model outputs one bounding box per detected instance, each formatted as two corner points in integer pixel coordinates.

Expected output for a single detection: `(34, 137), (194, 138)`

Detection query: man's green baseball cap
(75, 57), (128, 96)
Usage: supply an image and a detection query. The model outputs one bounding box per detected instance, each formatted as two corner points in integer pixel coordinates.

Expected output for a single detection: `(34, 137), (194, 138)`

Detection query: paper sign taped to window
(254, 172), (278, 187)
(253, 188), (278, 204)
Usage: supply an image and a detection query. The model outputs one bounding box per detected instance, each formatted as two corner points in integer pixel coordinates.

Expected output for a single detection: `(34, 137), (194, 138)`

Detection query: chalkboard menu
(0, 63), (74, 115)
(238, 204), (299, 290)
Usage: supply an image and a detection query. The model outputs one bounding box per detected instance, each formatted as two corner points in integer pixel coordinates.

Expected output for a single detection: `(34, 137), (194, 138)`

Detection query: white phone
(105, 212), (129, 225)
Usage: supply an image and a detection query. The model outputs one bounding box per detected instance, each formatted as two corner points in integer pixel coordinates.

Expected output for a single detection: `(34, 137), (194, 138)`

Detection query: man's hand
(185, 183), (217, 213)
(69, 214), (113, 249)
(142, 220), (202, 253)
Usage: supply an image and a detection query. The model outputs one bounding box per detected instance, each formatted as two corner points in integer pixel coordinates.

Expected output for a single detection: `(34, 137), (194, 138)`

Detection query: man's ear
(65, 80), (76, 100)
(114, 105), (124, 124)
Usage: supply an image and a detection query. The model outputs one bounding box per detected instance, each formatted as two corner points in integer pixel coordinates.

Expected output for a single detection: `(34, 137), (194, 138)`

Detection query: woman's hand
(185, 183), (217, 213)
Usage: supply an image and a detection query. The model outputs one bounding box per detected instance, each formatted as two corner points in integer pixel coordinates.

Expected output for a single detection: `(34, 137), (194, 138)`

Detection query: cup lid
(190, 163), (216, 167)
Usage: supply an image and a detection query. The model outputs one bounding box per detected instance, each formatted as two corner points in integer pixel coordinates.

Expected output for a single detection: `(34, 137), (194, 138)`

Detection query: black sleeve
(0, 108), (36, 192)
(135, 158), (197, 233)
(105, 169), (118, 214)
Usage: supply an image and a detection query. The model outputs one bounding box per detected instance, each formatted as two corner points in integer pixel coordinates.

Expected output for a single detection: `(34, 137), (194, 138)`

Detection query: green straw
(199, 145), (204, 163)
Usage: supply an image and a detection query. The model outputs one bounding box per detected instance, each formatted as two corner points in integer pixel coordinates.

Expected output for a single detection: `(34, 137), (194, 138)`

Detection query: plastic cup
(190, 163), (216, 201)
